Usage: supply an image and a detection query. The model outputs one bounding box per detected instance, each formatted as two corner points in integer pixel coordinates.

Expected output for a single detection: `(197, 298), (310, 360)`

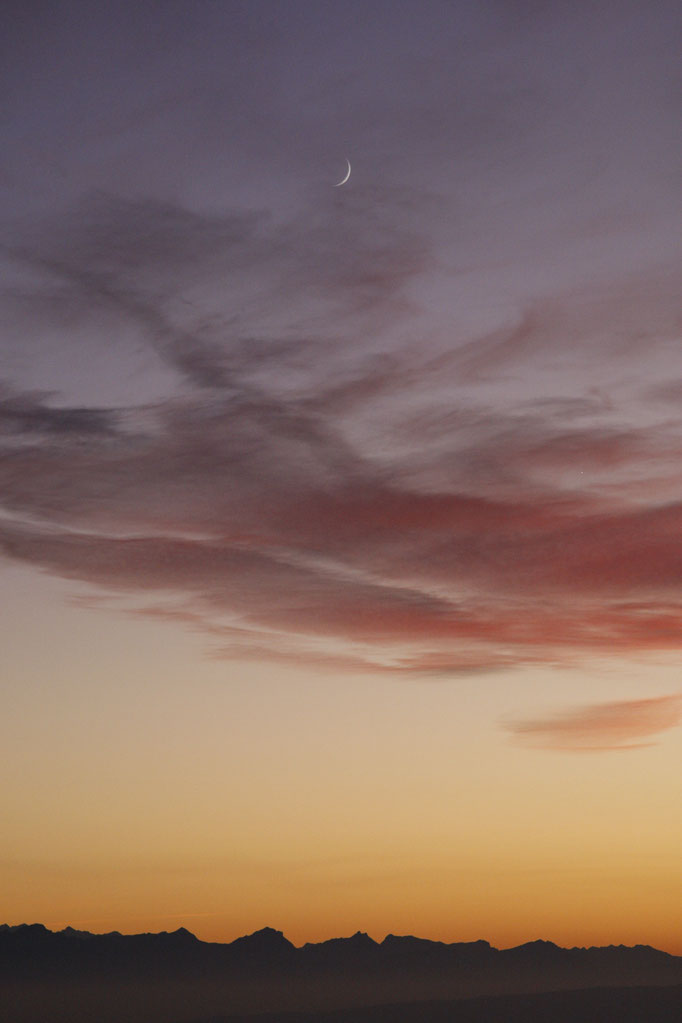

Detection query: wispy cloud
(505, 694), (682, 752)
(0, 385), (118, 438)
(1, 190), (681, 674)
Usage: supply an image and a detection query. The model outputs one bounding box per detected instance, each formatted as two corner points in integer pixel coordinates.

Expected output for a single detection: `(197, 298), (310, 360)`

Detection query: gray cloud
(0, 386), (118, 438)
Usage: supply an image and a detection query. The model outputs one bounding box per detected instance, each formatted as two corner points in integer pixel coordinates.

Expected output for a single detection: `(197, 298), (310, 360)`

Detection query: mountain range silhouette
(3, 923), (682, 1022)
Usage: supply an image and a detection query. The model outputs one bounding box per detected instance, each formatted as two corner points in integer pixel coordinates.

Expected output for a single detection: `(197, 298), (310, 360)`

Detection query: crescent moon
(334, 159), (351, 187)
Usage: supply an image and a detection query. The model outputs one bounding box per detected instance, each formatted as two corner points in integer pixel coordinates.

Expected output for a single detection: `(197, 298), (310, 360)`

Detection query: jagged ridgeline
(3, 923), (682, 1023)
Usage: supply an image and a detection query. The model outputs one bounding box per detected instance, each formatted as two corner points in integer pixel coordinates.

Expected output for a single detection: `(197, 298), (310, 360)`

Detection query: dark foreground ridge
(199, 983), (682, 1023)
(200, 982), (682, 1023)
(3, 923), (682, 1023)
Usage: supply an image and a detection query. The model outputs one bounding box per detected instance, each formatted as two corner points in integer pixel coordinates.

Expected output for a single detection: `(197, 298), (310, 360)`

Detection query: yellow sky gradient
(3, 565), (681, 954)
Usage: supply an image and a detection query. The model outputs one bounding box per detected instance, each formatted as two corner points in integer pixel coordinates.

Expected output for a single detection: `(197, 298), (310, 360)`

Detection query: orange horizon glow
(4, 579), (682, 958)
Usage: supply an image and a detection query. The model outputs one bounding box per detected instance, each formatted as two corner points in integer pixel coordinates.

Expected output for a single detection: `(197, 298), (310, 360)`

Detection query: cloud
(505, 694), (682, 752)
(1, 191), (681, 674)
(0, 385), (118, 438)
(4, 190), (429, 390)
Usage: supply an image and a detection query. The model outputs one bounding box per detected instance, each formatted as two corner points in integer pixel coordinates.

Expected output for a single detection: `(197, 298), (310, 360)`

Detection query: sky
(2, 0), (681, 952)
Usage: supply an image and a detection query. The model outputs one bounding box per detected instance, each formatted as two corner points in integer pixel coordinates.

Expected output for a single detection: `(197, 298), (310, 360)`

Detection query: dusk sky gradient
(2, 1), (682, 952)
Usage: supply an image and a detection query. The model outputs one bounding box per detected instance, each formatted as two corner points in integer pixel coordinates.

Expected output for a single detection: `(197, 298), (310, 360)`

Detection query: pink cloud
(2, 195), (681, 675)
(505, 694), (682, 752)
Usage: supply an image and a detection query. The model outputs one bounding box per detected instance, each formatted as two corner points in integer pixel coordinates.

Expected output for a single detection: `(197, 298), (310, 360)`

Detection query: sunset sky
(2, 1), (681, 953)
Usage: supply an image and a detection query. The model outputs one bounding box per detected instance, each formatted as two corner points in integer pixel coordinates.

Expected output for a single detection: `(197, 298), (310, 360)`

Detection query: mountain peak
(230, 927), (295, 954)
(59, 926), (95, 940)
(508, 939), (562, 957)
(248, 926), (288, 941)
(0, 922), (49, 937)
(160, 926), (197, 942)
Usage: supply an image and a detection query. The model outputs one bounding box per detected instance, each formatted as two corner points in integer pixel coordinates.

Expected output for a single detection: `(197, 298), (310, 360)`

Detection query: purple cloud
(1, 182), (681, 674)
